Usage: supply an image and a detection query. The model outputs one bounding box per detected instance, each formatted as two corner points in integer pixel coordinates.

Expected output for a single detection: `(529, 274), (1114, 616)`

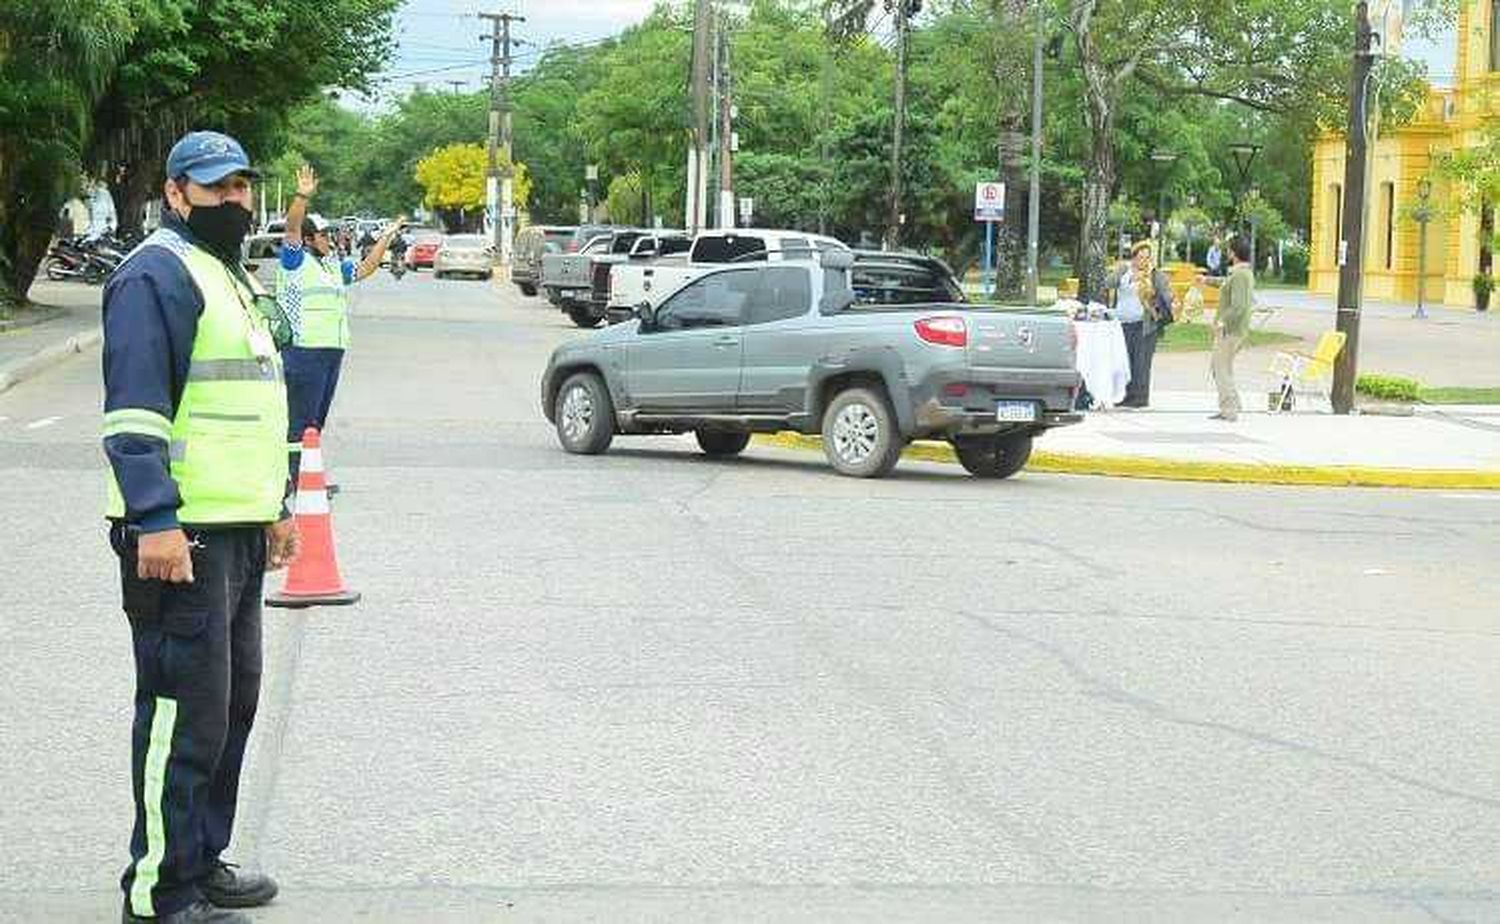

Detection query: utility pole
(819, 7), (835, 236)
(717, 10), (735, 230)
(1332, 1), (1373, 415)
(887, 0), (911, 249)
(1025, 0), (1044, 305)
(480, 10), (523, 264)
(688, 0), (713, 233)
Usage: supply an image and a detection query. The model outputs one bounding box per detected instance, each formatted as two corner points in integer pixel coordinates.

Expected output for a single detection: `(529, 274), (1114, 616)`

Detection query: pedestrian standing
(1106, 240), (1173, 408)
(102, 130), (299, 924)
(1206, 236), (1224, 276)
(1201, 237), (1255, 421)
(276, 165), (403, 481)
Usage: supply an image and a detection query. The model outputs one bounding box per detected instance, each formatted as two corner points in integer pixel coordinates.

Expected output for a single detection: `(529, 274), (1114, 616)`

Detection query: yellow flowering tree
(414, 142), (530, 231)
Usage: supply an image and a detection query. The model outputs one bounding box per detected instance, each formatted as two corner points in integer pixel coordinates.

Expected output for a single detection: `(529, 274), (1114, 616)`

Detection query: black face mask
(185, 202), (253, 257)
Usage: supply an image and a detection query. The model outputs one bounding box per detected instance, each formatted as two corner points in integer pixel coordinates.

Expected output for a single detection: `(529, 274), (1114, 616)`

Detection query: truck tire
(696, 429), (751, 457)
(567, 304), (602, 328)
(554, 372), (615, 455)
(821, 386), (903, 478)
(952, 432), (1033, 479)
(518, 282), (538, 296)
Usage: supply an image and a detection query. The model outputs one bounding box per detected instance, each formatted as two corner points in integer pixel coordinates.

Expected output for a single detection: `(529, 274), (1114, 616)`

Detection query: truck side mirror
(635, 301), (657, 328)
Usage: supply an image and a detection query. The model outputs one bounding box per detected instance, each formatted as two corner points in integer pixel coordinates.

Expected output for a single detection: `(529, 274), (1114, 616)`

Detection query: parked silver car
(434, 234), (494, 280)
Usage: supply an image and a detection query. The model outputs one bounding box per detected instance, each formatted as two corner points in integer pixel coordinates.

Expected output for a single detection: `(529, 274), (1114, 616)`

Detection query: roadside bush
(1281, 242), (1309, 284)
(1355, 373), (1421, 402)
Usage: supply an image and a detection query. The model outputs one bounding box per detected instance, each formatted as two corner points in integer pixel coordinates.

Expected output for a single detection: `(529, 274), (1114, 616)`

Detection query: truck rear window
(691, 235), (767, 263)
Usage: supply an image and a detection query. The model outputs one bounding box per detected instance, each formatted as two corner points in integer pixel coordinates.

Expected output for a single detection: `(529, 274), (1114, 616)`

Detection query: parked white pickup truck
(607, 229), (849, 315)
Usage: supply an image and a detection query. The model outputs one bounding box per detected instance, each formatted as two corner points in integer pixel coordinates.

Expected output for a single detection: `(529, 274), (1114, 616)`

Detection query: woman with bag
(1106, 240), (1174, 408)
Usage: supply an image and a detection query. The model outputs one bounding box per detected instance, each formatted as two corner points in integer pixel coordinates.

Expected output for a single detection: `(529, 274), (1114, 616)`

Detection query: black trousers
(1121, 321), (1159, 407)
(112, 524), (266, 918)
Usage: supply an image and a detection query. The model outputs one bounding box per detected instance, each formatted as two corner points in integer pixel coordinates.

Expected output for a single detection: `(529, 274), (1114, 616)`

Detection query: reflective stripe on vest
(106, 229), (289, 524)
(281, 256), (350, 349)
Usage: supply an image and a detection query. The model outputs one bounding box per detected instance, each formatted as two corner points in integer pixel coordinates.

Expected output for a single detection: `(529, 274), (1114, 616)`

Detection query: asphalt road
(2, 269), (1498, 923)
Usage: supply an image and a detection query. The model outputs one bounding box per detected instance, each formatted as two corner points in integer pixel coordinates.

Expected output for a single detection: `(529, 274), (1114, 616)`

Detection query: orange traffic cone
(266, 428), (360, 609)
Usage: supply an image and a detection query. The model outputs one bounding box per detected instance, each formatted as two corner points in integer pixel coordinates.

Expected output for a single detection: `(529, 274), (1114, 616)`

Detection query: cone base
(265, 588), (362, 609)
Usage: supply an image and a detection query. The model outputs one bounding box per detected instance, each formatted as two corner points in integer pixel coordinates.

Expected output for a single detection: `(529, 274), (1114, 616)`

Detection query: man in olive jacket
(1201, 237), (1255, 420)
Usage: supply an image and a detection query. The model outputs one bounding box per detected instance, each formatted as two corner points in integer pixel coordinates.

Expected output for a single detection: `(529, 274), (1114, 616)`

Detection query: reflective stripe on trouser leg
(129, 696), (179, 917)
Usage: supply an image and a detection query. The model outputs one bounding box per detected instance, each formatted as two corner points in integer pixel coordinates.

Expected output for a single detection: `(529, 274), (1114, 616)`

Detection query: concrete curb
(755, 432), (1500, 491)
(0, 326), (102, 396)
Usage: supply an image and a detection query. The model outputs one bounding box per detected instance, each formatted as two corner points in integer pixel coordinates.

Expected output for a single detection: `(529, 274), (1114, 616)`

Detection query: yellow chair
(1269, 331), (1346, 411)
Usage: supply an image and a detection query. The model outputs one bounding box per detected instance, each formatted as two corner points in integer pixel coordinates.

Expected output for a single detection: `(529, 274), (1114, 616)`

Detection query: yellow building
(1310, 2), (1499, 309)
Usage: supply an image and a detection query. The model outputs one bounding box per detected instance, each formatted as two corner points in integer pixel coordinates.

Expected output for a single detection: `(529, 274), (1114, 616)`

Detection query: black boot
(122, 899), (251, 923)
(200, 861), (279, 909)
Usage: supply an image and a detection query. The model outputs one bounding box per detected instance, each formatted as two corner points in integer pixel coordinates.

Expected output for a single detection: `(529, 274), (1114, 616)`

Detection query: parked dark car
(513, 225), (577, 296)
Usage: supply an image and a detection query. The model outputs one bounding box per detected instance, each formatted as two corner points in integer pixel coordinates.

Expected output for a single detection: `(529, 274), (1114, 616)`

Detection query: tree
(415, 142), (529, 232)
(574, 8), (694, 226)
(0, 0), (141, 308)
(86, 0), (400, 236)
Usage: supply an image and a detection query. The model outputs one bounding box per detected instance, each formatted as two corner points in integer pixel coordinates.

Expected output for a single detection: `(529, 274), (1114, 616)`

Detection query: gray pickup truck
(541, 230), (646, 324)
(540, 252), (1081, 479)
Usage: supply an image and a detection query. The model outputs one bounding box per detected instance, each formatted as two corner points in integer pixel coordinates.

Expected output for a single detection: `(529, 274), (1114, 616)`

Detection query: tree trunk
(1073, 4), (1117, 305)
(0, 150), (65, 310)
(107, 155), (162, 239)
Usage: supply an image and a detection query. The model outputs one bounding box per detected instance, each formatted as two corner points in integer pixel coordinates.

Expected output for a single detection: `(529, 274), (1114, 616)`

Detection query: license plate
(996, 401), (1037, 422)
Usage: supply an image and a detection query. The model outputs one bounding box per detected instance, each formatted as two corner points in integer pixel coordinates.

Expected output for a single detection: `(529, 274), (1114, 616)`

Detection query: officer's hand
(266, 519), (301, 572)
(296, 164), (319, 198)
(139, 529), (194, 584)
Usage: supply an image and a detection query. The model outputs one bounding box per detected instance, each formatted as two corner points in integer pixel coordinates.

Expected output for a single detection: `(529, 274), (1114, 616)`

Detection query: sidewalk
(0, 281), (102, 393)
(763, 388), (1500, 489)
(1027, 390), (1500, 488)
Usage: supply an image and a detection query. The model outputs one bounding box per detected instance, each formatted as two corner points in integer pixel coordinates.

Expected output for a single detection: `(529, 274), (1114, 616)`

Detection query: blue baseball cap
(165, 131), (261, 185)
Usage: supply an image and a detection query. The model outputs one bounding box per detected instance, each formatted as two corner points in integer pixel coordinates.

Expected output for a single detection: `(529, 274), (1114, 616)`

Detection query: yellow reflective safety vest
(277, 250), (351, 349)
(105, 229), (289, 524)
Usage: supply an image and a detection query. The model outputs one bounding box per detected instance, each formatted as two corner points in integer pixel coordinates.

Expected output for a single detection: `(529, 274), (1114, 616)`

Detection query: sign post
(974, 182), (1005, 299)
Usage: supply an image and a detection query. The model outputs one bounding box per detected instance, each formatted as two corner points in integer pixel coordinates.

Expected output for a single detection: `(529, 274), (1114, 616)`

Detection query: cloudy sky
(352, 0), (661, 107)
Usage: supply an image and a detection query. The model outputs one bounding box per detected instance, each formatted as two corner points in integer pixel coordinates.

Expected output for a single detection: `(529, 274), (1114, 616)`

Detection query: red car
(405, 231), (443, 270)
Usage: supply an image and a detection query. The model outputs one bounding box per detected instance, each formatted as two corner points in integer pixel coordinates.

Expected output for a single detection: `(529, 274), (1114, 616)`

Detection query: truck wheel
(822, 386), (903, 478)
(696, 429), (751, 457)
(519, 283), (538, 297)
(952, 432), (1033, 479)
(554, 372), (615, 455)
(567, 304), (602, 328)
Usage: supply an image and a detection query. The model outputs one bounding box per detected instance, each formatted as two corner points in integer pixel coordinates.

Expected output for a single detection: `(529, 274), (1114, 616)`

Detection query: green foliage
(0, 0), (143, 304)
(1281, 241), (1309, 284)
(1355, 374), (1422, 402)
(86, 0), (401, 231)
(1473, 273), (1494, 297)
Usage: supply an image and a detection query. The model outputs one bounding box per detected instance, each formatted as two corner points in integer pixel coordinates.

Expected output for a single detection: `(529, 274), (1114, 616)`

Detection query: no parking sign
(974, 182), (1005, 222)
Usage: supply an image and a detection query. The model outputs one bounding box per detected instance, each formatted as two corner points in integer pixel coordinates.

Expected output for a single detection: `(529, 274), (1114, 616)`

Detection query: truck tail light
(1068, 320), (1079, 352)
(914, 316), (967, 348)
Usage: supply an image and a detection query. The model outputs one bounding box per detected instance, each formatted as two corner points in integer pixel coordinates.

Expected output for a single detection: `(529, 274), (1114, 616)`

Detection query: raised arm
(354, 215), (407, 282)
(282, 165), (318, 250)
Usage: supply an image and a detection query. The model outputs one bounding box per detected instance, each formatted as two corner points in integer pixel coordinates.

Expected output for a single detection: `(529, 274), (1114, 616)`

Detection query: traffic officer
(276, 165), (403, 481)
(103, 130), (299, 924)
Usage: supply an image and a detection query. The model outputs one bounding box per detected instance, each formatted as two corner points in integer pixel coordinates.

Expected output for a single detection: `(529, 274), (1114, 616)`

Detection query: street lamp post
(1228, 140), (1262, 227)
(1413, 176), (1434, 320)
(1150, 149), (1178, 258)
(1248, 184), (1260, 273)
(1185, 194), (1197, 264)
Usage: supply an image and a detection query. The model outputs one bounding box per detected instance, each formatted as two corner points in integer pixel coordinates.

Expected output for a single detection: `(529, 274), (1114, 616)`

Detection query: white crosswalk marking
(25, 416), (61, 430)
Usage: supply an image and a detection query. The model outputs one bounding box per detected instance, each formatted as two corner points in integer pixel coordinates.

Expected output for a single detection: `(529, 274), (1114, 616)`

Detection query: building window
(1383, 183), (1395, 270)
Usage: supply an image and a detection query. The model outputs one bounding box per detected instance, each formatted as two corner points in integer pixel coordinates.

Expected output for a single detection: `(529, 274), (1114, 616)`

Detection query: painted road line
(25, 416), (61, 430)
